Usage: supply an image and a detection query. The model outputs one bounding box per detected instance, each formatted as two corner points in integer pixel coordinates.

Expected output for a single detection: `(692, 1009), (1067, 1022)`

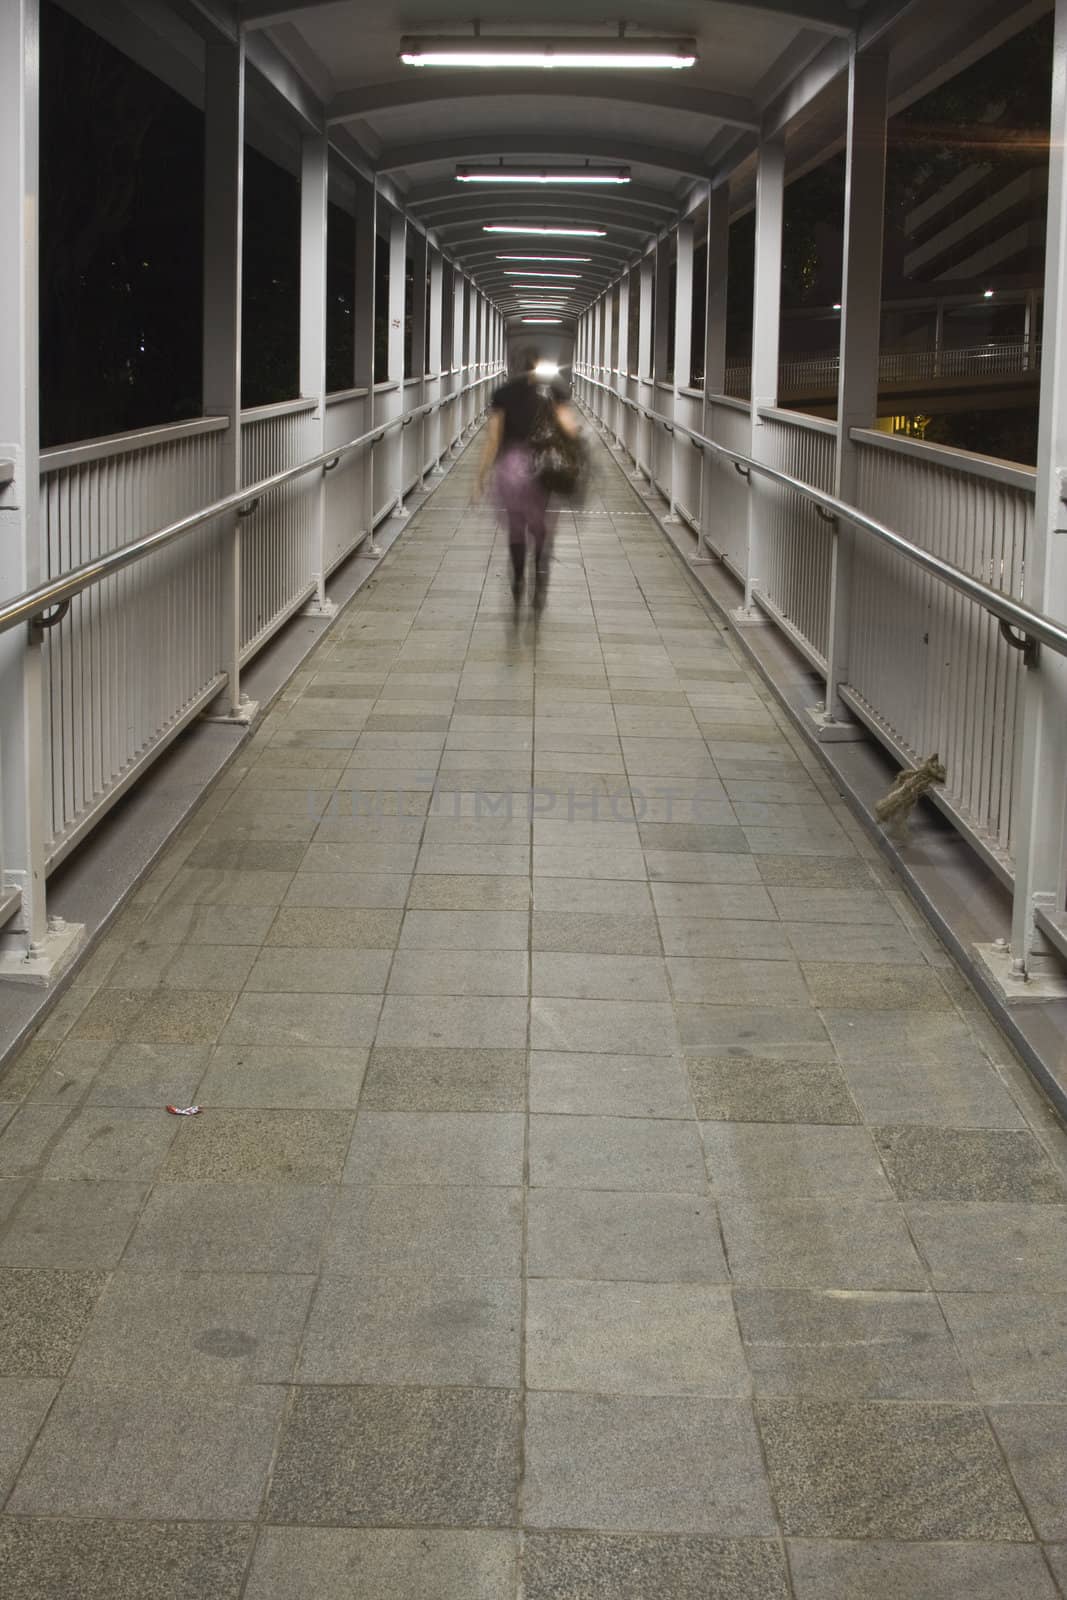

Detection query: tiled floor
(0, 430), (1065, 1598)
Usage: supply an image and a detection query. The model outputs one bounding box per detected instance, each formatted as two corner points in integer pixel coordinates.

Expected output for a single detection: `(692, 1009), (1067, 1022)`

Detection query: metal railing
(575, 369), (1067, 904)
(0, 371), (500, 877)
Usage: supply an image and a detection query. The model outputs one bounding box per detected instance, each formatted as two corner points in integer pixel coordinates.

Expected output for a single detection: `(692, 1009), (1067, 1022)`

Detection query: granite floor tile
(531, 911), (662, 954)
(988, 1405), (1067, 1541)
(162, 1108), (354, 1182)
(526, 1278), (748, 1397)
(387, 948), (528, 996)
(719, 1198), (927, 1289)
(283, 871), (411, 908)
(265, 907), (403, 947)
(527, 1189), (727, 1283)
(529, 1114), (705, 1192)
(532, 952), (669, 1001)
(757, 1398), (1031, 1539)
(644, 851), (762, 885)
(658, 918), (792, 959)
(788, 1540), (1058, 1600)
(9, 1381), (285, 1519)
(376, 995), (528, 1049)
(69, 1269), (313, 1385)
(533, 878), (653, 914)
(755, 856), (876, 888)
(524, 1391), (776, 1534)
(343, 1111), (524, 1186)
(529, 1052), (690, 1118)
(677, 1005), (830, 1057)
(0, 1518), (254, 1600)
(735, 1288), (970, 1400)
(701, 1123), (892, 1199)
(220, 992), (381, 1048)
(81, 1042), (210, 1109)
(0, 1269), (107, 1375)
(298, 1272), (521, 1386)
(522, 1532), (791, 1600)
(40, 1108), (177, 1182)
(842, 1058), (1026, 1129)
(322, 1184), (522, 1277)
(803, 963), (954, 1011)
(824, 1008), (987, 1068)
(398, 909), (529, 949)
(0, 1376), (58, 1499)
(906, 1202), (1067, 1291)
(531, 998), (680, 1055)
(194, 1044), (367, 1109)
(73, 988), (237, 1043)
(0, 1181), (147, 1268)
(874, 1126), (1066, 1203)
(243, 1529), (518, 1600)
(265, 1384), (520, 1526)
(123, 1182), (334, 1273)
(939, 1294), (1067, 1401)
(245, 947), (392, 994)
(689, 1056), (859, 1124)
(668, 957), (808, 1006)
(406, 874), (531, 909)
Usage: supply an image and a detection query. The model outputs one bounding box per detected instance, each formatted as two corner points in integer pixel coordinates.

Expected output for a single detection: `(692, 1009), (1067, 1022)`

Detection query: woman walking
(477, 350), (581, 616)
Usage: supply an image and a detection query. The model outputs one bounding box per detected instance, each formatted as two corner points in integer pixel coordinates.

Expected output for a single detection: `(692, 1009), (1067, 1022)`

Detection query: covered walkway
(0, 426), (1064, 1598)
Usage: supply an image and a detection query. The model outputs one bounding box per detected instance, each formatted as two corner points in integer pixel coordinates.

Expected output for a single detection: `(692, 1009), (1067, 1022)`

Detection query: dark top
(491, 376), (568, 445)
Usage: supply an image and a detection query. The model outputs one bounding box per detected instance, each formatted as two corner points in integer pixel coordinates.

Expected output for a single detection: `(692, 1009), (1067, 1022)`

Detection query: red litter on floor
(166, 1105), (201, 1116)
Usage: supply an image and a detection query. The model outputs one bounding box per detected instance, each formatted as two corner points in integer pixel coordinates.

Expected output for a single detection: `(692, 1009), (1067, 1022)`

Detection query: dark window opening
(665, 261), (677, 382)
(374, 233), (389, 383)
(39, 1), (204, 447)
(726, 213), (755, 396)
(691, 239), (707, 388)
(404, 254), (415, 379)
(627, 278), (640, 371)
(326, 200), (355, 393)
(242, 143), (300, 408)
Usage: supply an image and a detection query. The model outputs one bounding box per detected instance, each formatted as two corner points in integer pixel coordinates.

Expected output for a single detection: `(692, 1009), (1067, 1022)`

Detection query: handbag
(530, 396), (584, 497)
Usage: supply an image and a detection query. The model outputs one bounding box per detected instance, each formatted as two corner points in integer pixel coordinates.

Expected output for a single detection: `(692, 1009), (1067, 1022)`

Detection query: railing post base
(804, 704), (867, 744)
(300, 595), (338, 620)
(204, 692), (259, 726)
(975, 938), (1067, 1004)
(729, 604), (767, 627)
(391, 501), (410, 521)
(0, 914), (87, 988)
(364, 538), (385, 559)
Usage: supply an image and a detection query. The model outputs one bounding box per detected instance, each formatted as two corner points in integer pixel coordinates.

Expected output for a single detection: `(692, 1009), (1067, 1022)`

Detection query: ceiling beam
(414, 195), (671, 228)
(428, 205), (656, 237)
(378, 134), (711, 180)
(240, 0), (352, 24)
(241, 0), (860, 33)
(328, 75), (758, 130)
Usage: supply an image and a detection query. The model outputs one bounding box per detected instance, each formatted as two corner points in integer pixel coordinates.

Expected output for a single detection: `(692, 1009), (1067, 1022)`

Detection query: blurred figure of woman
(477, 349), (581, 616)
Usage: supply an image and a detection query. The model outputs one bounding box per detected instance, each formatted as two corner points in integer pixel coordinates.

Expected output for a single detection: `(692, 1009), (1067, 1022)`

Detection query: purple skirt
(493, 445), (547, 526)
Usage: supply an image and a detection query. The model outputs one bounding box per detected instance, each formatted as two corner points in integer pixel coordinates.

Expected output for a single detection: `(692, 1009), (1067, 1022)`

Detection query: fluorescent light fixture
(457, 166), (629, 185)
(496, 255), (592, 262)
(534, 361), (560, 378)
(522, 317), (564, 324)
(503, 270), (581, 279)
(984, 288), (995, 298)
(832, 303), (842, 311)
(401, 36), (696, 70)
(483, 225), (606, 237)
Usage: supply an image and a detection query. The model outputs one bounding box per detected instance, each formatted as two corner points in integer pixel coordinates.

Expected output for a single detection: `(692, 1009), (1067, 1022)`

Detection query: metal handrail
(578, 371), (1067, 661)
(0, 373), (500, 639)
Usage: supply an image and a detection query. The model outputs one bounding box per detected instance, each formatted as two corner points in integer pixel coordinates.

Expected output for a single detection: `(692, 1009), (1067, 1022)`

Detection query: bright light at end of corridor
(534, 361), (560, 378)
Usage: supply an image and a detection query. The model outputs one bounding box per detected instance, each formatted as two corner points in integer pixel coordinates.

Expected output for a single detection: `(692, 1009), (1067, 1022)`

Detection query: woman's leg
(507, 511), (527, 596)
(529, 487), (552, 611)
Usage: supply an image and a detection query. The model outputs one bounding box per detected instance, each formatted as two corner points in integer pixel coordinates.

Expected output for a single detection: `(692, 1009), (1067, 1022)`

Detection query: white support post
(354, 177), (382, 556)
(636, 255), (654, 479)
(427, 249), (444, 471)
(736, 131), (784, 622)
(408, 229), (428, 487)
(387, 209), (408, 518)
(0, 0), (83, 981)
(451, 272), (465, 450)
(1006, 0), (1067, 985)
(202, 36), (256, 721)
(615, 275), (630, 448)
(299, 130), (335, 619)
(653, 237), (673, 500)
(815, 47), (889, 739)
(695, 183), (729, 564)
(669, 218), (694, 523)
(603, 291), (616, 443)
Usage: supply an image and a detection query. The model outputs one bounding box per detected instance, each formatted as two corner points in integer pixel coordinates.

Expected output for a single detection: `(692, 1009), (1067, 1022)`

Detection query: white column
(408, 229), (428, 484)
(738, 131), (785, 617)
(299, 130), (332, 615)
(0, 0), (68, 974)
(819, 48), (889, 733)
(670, 218), (695, 522)
(698, 184), (730, 557)
(637, 255), (654, 476)
(353, 176), (378, 550)
(427, 250), (444, 469)
(653, 237), (672, 389)
(202, 36), (252, 718)
(603, 290), (615, 441)
(615, 275), (630, 447)
(387, 209), (408, 515)
(1010, 0), (1067, 978)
